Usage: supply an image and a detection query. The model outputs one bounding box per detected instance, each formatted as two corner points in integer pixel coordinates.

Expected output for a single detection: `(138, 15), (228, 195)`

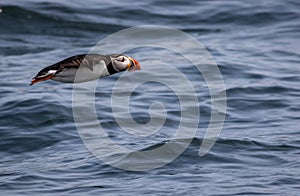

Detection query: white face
(112, 55), (132, 71)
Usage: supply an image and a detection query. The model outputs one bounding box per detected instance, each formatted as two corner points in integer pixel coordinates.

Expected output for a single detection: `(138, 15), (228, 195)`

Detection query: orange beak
(30, 74), (55, 86)
(132, 58), (141, 70)
(127, 57), (140, 71)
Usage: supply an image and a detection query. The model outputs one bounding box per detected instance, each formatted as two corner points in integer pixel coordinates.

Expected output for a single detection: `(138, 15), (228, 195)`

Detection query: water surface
(0, 0), (300, 195)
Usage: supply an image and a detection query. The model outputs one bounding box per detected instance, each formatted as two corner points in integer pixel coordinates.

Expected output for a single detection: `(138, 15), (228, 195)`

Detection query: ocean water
(1, 0), (300, 195)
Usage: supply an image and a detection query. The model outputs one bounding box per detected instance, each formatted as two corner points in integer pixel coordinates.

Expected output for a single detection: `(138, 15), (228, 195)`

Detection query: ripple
(1, 0), (300, 194)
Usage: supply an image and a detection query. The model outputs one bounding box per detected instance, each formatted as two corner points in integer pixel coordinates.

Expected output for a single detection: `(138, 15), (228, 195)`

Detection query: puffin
(30, 54), (140, 85)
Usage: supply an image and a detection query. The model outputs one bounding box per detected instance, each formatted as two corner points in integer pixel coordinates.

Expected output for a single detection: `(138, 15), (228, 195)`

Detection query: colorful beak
(128, 57), (141, 71)
(132, 58), (141, 70)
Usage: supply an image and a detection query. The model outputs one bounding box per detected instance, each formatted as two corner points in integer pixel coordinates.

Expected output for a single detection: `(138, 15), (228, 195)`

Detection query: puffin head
(112, 55), (141, 72)
(30, 67), (58, 86)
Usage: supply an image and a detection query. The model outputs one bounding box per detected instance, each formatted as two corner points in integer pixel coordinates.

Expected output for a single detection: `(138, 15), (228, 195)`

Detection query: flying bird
(30, 54), (140, 85)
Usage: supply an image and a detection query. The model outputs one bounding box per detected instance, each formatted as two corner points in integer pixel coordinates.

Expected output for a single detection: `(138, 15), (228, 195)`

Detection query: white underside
(51, 60), (110, 83)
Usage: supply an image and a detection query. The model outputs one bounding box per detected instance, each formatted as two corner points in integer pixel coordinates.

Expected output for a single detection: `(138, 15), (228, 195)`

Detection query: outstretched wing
(54, 54), (113, 72)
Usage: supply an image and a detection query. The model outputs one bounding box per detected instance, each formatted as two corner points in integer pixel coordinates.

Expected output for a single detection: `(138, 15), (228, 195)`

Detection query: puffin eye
(116, 56), (126, 62)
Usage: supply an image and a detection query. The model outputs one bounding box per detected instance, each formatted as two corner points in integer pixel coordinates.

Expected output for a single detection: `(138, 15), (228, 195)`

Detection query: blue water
(1, 0), (300, 195)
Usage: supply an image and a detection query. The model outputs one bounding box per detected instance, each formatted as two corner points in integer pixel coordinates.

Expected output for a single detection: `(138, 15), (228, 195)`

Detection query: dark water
(1, 0), (300, 195)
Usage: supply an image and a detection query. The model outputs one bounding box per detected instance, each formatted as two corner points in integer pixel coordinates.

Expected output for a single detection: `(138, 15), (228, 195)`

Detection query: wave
(0, 5), (125, 36)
